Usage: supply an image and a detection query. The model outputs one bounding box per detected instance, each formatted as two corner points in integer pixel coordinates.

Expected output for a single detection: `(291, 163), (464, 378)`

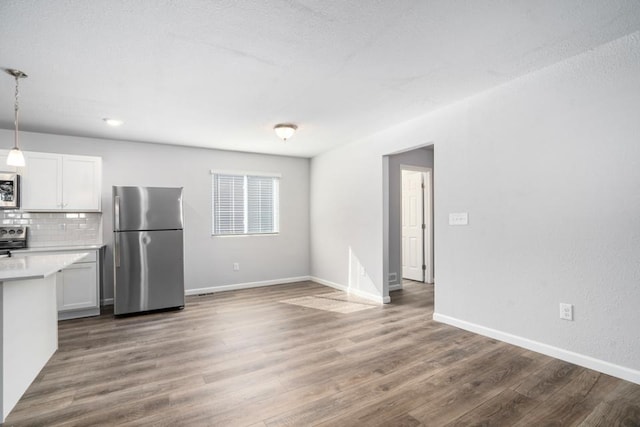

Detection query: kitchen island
(0, 252), (88, 422)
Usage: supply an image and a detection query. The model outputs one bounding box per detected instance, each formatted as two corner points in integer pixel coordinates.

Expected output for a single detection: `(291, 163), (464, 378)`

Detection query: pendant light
(274, 123), (297, 141)
(5, 69), (28, 167)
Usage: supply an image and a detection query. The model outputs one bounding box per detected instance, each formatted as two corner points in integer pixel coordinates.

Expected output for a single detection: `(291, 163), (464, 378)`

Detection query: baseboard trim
(185, 276), (312, 296)
(106, 276), (393, 305)
(388, 283), (403, 292)
(433, 312), (640, 385)
(310, 276), (390, 304)
(59, 307), (101, 320)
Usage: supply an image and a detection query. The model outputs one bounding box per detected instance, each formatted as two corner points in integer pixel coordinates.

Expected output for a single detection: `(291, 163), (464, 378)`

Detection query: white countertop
(10, 244), (105, 254)
(0, 253), (89, 282)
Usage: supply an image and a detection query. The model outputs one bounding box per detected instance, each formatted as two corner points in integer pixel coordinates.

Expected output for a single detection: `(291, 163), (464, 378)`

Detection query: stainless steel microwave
(0, 172), (20, 209)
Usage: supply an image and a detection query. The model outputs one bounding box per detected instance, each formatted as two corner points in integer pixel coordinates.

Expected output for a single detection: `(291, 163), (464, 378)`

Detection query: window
(211, 171), (280, 235)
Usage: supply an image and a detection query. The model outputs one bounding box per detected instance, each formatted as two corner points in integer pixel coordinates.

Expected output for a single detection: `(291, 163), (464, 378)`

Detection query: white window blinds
(212, 174), (245, 235)
(212, 172), (280, 235)
(247, 175), (279, 233)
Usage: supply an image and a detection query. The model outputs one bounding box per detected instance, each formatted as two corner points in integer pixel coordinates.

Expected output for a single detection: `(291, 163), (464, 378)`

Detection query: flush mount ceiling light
(5, 69), (28, 167)
(273, 123), (297, 141)
(103, 118), (123, 127)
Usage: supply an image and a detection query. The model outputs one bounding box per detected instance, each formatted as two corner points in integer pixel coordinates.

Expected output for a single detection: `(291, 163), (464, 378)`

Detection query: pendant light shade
(7, 147), (25, 167)
(5, 69), (28, 167)
(274, 123), (297, 141)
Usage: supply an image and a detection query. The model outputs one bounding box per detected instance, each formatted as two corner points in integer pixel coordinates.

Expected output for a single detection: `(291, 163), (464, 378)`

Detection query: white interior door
(402, 170), (424, 281)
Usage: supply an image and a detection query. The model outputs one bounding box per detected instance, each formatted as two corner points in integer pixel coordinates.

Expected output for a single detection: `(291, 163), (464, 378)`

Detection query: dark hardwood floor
(4, 281), (640, 426)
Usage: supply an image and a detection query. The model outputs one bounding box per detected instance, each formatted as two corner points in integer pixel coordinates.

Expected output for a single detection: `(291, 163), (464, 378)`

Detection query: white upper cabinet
(62, 155), (102, 211)
(19, 151), (102, 212)
(21, 152), (63, 210)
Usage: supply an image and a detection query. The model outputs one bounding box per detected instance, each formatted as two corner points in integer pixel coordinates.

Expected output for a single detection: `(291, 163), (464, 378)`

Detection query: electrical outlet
(559, 303), (573, 321)
(233, 262), (240, 271)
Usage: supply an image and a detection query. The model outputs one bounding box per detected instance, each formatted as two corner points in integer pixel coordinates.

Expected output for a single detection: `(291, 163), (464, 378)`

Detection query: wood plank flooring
(4, 281), (640, 426)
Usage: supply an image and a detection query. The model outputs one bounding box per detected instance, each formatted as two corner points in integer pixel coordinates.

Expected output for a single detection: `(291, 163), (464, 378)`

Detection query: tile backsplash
(1, 212), (102, 247)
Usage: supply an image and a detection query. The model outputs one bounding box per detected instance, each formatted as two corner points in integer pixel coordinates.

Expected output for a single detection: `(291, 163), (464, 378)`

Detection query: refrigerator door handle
(114, 195), (121, 231)
(114, 232), (121, 268)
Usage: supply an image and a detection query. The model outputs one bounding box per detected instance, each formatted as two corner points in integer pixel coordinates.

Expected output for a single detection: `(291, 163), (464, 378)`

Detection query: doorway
(401, 166), (433, 284)
(383, 145), (434, 298)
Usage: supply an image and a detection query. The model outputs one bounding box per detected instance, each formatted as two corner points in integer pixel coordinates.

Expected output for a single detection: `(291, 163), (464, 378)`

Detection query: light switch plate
(449, 212), (469, 225)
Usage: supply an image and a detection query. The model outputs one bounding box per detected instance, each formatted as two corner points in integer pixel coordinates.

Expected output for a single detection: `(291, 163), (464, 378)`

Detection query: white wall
(310, 140), (387, 300)
(310, 32), (640, 382)
(0, 130), (310, 301)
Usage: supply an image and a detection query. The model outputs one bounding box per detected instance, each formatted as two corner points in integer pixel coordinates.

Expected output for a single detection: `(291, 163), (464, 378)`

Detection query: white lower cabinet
(56, 250), (101, 320)
(57, 261), (98, 312)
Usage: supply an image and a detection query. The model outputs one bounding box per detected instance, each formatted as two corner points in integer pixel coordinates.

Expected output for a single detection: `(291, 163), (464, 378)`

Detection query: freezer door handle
(114, 195), (121, 231)
(114, 232), (120, 268)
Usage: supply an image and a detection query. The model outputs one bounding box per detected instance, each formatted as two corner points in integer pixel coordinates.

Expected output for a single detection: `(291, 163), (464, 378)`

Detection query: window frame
(211, 170), (281, 237)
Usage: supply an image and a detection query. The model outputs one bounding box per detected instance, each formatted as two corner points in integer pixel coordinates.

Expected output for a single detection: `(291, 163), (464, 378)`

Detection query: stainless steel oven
(0, 226), (28, 252)
(0, 172), (20, 209)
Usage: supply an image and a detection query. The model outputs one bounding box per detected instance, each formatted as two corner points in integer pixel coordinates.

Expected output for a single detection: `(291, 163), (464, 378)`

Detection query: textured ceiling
(1, 0), (640, 157)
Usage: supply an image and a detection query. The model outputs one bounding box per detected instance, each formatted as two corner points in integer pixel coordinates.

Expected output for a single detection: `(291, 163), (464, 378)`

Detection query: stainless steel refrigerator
(113, 186), (185, 315)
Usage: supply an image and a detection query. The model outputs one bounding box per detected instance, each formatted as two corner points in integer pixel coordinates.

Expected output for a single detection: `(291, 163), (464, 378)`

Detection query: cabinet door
(21, 152), (63, 210)
(62, 155), (102, 211)
(57, 262), (98, 311)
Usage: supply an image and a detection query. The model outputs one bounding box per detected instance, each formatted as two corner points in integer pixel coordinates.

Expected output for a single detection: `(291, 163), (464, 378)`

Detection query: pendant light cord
(14, 74), (20, 150)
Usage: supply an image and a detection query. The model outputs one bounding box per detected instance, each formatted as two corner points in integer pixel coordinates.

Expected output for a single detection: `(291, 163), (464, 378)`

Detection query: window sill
(211, 233), (280, 238)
